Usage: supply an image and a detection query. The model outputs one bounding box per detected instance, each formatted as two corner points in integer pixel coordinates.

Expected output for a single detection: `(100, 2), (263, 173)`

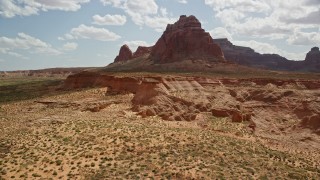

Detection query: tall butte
(113, 15), (225, 64)
(150, 15), (225, 63)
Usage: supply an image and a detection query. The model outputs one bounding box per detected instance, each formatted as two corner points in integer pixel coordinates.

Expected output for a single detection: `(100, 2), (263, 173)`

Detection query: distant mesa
(214, 38), (291, 70)
(215, 38), (320, 72)
(113, 15), (225, 64)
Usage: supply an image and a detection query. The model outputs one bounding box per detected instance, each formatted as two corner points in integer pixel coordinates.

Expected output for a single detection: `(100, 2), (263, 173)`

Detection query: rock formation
(114, 45), (133, 63)
(110, 15), (319, 72)
(305, 47), (320, 64)
(214, 39), (320, 72)
(64, 72), (320, 142)
(114, 45), (152, 63)
(150, 15), (224, 63)
(214, 38), (295, 71)
(132, 46), (152, 59)
(113, 15), (225, 64)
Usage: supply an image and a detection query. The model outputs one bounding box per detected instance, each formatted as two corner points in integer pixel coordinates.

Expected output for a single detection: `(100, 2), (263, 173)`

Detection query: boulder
(232, 111), (253, 122)
(212, 108), (233, 117)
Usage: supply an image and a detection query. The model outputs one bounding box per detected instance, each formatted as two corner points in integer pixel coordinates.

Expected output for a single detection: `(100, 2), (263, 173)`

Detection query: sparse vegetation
(0, 75), (319, 179)
(0, 77), (64, 104)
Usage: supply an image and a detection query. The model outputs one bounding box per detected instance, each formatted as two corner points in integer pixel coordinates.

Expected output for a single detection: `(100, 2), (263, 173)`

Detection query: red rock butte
(305, 47), (320, 64)
(114, 44), (133, 63)
(151, 15), (224, 63)
(113, 15), (225, 64)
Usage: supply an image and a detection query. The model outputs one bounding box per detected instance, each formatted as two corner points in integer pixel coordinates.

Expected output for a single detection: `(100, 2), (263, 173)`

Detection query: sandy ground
(0, 87), (319, 179)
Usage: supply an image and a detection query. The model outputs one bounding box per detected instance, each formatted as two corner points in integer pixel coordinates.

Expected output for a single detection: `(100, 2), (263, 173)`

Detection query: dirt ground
(0, 82), (319, 179)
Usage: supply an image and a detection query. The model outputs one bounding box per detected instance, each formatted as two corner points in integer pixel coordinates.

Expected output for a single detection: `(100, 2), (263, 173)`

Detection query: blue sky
(0, 0), (319, 71)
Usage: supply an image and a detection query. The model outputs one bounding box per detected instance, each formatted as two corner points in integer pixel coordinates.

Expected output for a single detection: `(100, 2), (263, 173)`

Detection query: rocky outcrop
(150, 15), (224, 63)
(64, 71), (320, 93)
(305, 47), (320, 64)
(113, 15), (225, 64)
(114, 45), (152, 63)
(114, 45), (133, 63)
(63, 71), (141, 92)
(64, 72), (320, 152)
(64, 73), (320, 120)
(133, 46), (152, 59)
(299, 47), (320, 72)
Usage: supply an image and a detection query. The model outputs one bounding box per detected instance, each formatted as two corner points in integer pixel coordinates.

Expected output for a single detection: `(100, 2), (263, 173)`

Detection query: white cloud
(62, 42), (78, 51)
(58, 36), (65, 41)
(125, 0), (158, 15)
(64, 24), (121, 41)
(0, 0), (38, 18)
(0, 47), (28, 59)
(0, 48), (9, 54)
(92, 14), (127, 25)
(209, 27), (233, 40)
(144, 15), (177, 32)
(205, 0), (320, 44)
(205, 0), (270, 13)
(0, 0), (90, 18)
(287, 30), (320, 45)
(280, 10), (320, 25)
(7, 51), (28, 59)
(123, 40), (152, 51)
(97, 53), (111, 58)
(101, 0), (176, 32)
(0, 33), (61, 56)
(215, 9), (245, 25)
(230, 16), (291, 39)
(177, 0), (187, 4)
(33, 0), (90, 11)
(100, 0), (125, 7)
(64, 34), (74, 40)
(121, 0), (159, 26)
(233, 40), (305, 60)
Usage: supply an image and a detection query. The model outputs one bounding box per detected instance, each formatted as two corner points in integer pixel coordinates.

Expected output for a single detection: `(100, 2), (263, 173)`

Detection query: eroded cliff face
(150, 15), (224, 63)
(63, 71), (320, 153)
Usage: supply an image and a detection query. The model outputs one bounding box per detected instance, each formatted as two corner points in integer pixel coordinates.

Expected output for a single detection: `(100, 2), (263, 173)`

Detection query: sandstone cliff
(113, 15), (225, 65)
(150, 15), (224, 63)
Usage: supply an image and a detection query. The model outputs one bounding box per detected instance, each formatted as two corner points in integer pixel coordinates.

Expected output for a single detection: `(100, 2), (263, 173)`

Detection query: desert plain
(0, 70), (319, 179)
